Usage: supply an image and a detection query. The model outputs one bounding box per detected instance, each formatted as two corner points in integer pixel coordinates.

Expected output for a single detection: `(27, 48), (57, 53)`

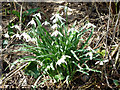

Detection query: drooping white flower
(4, 32), (9, 38)
(50, 13), (65, 24)
(85, 52), (93, 60)
(11, 25), (21, 31)
(50, 63), (55, 70)
(20, 32), (32, 42)
(51, 24), (60, 29)
(51, 30), (63, 37)
(67, 28), (79, 34)
(82, 23), (96, 29)
(45, 63), (55, 71)
(86, 46), (96, 53)
(59, 6), (72, 13)
(56, 55), (71, 66)
(95, 59), (109, 65)
(42, 21), (50, 26)
(27, 19), (36, 27)
(32, 13), (41, 20)
(45, 66), (51, 72)
(31, 38), (36, 44)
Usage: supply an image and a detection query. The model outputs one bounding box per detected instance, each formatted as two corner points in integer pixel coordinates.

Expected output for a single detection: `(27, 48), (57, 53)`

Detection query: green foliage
(12, 6), (102, 87)
(12, 8), (40, 20)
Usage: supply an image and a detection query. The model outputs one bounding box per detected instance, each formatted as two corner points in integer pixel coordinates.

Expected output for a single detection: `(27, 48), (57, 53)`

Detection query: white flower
(31, 38), (36, 44)
(86, 46), (96, 53)
(51, 24), (60, 29)
(56, 55), (71, 66)
(45, 66), (51, 72)
(51, 30), (63, 37)
(95, 59), (109, 65)
(50, 13), (65, 23)
(27, 19), (36, 27)
(45, 63), (55, 71)
(82, 23), (96, 29)
(0, 25), (2, 29)
(67, 28), (79, 34)
(59, 6), (72, 13)
(21, 32), (32, 42)
(32, 13), (41, 20)
(11, 25), (21, 31)
(4, 32), (9, 38)
(42, 21), (50, 26)
(50, 63), (55, 70)
(85, 52), (93, 60)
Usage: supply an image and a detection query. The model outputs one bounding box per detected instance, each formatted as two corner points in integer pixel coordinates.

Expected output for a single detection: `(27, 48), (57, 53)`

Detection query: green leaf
(81, 28), (94, 49)
(113, 80), (119, 86)
(3, 40), (8, 45)
(12, 10), (20, 18)
(55, 73), (65, 82)
(24, 62), (40, 78)
(71, 50), (79, 61)
(23, 8), (40, 16)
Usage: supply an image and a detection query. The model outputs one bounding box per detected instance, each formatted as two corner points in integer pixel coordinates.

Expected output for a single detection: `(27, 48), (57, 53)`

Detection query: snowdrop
(67, 28), (79, 34)
(82, 23), (96, 29)
(11, 25), (21, 31)
(27, 19), (36, 27)
(56, 55), (71, 66)
(51, 24), (60, 29)
(59, 6), (72, 13)
(50, 63), (55, 70)
(20, 32), (32, 42)
(45, 66), (51, 72)
(45, 63), (55, 71)
(4, 32), (9, 38)
(51, 30), (63, 37)
(85, 52), (93, 60)
(42, 21), (50, 26)
(31, 38), (37, 44)
(86, 46), (96, 53)
(32, 13), (41, 20)
(95, 59), (109, 65)
(50, 13), (65, 24)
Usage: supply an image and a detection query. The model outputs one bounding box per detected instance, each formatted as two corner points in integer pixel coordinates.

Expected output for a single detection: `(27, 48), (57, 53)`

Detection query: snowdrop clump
(11, 6), (103, 86)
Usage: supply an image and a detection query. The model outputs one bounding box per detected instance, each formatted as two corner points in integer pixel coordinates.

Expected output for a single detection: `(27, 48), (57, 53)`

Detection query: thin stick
(2, 63), (28, 82)
(112, 9), (120, 41)
(104, 1), (113, 89)
(19, 3), (23, 32)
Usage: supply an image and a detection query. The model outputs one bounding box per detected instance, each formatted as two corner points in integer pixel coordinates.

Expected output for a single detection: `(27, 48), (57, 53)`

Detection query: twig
(94, 3), (102, 24)
(112, 9), (120, 42)
(19, 3), (23, 32)
(111, 43), (120, 58)
(104, 1), (113, 89)
(2, 63), (28, 83)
